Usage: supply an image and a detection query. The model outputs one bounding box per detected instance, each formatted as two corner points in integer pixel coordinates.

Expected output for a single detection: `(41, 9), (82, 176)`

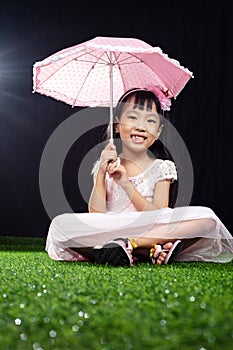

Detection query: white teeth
(132, 135), (144, 140)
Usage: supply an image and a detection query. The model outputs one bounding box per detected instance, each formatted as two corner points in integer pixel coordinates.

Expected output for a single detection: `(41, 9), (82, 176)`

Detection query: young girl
(45, 87), (233, 266)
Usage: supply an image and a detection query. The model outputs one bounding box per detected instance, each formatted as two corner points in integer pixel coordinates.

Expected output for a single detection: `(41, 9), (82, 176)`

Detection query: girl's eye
(147, 119), (156, 123)
(128, 115), (137, 120)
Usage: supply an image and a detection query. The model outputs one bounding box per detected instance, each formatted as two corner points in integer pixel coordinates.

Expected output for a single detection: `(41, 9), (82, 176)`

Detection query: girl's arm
(120, 178), (171, 211)
(88, 143), (117, 213)
(107, 162), (171, 211)
(88, 170), (107, 213)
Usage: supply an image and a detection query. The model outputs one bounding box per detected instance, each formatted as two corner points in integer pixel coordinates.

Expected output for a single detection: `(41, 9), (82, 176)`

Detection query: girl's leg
(92, 218), (216, 266)
(129, 218), (216, 264)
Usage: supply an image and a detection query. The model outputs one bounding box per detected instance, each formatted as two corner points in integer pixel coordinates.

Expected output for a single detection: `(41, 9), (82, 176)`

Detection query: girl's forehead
(123, 97), (158, 114)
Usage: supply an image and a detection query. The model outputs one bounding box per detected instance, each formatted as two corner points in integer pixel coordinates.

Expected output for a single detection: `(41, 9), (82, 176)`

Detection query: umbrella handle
(109, 52), (114, 144)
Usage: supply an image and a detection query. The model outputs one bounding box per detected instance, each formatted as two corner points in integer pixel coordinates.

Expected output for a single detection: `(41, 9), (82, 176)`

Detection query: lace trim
(127, 160), (176, 186)
(91, 159), (177, 184)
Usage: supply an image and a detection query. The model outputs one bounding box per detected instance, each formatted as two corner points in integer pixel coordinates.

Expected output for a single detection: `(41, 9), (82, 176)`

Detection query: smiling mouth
(131, 135), (147, 143)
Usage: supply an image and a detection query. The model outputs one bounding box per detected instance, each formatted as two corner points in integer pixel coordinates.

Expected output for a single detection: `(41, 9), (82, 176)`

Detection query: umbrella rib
(115, 61), (142, 65)
(37, 50), (112, 91)
(72, 49), (105, 63)
(113, 52), (143, 65)
(75, 59), (109, 65)
(72, 63), (98, 107)
(113, 52), (170, 95)
(72, 51), (114, 106)
(86, 52), (110, 64)
(36, 49), (98, 88)
(112, 52), (121, 65)
(114, 52), (142, 65)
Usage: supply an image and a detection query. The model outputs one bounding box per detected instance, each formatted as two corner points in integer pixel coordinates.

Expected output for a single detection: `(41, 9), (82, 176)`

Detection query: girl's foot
(92, 238), (134, 267)
(150, 240), (183, 265)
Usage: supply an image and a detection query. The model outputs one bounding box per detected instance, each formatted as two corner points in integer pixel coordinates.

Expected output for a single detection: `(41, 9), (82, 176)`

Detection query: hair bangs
(132, 91), (155, 111)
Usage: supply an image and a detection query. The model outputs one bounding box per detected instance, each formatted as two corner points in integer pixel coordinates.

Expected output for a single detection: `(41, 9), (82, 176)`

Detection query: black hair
(106, 88), (178, 208)
(115, 88), (162, 117)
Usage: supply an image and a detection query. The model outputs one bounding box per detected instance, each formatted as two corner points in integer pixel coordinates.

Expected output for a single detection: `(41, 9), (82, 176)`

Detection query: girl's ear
(156, 124), (163, 139)
(114, 116), (120, 133)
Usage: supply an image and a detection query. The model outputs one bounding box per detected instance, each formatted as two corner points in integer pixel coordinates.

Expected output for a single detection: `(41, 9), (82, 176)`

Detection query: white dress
(45, 159), (233, 263)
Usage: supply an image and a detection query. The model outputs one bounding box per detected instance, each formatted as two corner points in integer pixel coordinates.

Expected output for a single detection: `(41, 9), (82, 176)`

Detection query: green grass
(0, 237), (232, 350)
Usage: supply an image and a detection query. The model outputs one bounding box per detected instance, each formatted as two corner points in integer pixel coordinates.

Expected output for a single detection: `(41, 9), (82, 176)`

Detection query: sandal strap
(113, 238), (135, 250)
(150, 240), (183, 265)
(150, 244), (162, 259)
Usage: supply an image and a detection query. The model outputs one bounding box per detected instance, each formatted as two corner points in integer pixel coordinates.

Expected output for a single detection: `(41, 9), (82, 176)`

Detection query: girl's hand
(99, 143), (117, 174)
(107, 161), (130, 188)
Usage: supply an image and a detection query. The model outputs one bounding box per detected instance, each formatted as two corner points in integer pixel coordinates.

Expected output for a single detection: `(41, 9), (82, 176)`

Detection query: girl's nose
(135, 124), (146, 132)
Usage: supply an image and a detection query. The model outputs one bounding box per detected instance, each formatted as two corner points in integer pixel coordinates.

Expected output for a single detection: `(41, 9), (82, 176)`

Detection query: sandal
(150, 240), (183, 265)
(92, 238), (134, 267)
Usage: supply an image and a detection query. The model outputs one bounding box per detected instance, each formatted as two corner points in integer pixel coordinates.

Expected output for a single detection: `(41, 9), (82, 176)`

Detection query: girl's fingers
(106, 142), (116, 150)
(101, 144), (117, 164)
(99, 143), (118, 172)
(107, 161), (116, 172)
(107, 163), (126, 175)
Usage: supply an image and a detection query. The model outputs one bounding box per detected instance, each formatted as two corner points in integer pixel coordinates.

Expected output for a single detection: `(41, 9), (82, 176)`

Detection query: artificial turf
(0, 236), (232, 350)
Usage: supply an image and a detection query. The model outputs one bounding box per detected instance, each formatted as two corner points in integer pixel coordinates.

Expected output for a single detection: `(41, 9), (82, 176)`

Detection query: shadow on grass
(0, 236), (46, 251)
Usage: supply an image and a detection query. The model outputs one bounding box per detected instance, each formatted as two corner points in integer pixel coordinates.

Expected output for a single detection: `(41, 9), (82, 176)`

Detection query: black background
(0, 0), (232, 237)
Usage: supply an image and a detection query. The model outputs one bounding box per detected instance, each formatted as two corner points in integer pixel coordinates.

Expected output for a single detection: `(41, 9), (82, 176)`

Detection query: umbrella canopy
(33, 36), (193, 140)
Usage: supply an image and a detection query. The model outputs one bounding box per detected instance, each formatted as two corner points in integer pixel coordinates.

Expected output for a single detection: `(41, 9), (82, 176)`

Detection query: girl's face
(115, 97), (162, 151)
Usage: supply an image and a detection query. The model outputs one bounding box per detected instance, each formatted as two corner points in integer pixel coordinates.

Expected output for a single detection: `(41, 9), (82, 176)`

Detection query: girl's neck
(119, 149), (154, 177)
(120, 148), (154, 168)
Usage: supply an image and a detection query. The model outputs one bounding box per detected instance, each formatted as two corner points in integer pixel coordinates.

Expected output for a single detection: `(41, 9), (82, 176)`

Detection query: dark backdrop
(0, 0), (232, 237)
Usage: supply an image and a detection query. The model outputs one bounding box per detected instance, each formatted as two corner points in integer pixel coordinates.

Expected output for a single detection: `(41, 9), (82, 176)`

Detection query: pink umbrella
(33, 36), (193, 141)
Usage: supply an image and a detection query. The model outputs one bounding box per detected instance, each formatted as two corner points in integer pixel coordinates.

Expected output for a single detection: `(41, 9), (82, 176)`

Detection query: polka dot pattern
(33, 37), (193, 107)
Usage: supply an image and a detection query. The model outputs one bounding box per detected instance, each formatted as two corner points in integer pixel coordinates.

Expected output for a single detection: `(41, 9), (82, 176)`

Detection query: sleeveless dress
(45, 159), (233, 263)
